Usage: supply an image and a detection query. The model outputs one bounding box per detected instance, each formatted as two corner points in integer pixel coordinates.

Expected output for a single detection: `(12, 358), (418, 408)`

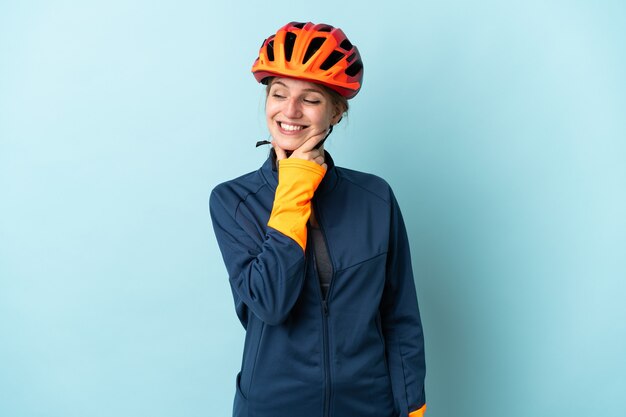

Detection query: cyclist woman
(210, 21), (427, 417)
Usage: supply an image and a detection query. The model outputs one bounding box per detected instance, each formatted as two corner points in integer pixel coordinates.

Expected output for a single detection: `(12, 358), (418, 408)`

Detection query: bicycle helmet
(252, 22), (364, 99)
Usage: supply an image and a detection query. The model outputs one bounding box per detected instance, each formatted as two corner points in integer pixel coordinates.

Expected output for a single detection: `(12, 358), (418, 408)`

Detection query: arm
(209, 137), (326, 326)
(267, 159), (326, 250)
(268, 130), (328, 250)
(210, 186), (308, 326)
(379, 189), (427, 416)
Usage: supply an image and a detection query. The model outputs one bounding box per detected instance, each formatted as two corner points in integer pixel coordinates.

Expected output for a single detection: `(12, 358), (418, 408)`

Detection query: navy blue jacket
(210, 152), (426, 417)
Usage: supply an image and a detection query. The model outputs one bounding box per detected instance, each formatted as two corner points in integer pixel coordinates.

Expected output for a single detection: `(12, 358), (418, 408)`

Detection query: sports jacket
(209, 151), (426, 417)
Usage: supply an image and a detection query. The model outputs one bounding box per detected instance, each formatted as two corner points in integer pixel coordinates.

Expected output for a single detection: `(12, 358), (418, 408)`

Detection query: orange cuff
(409, 404), (426, 417)
(267, 159), (326, 250)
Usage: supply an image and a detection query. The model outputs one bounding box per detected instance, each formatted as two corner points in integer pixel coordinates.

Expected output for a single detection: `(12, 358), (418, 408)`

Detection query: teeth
(280, 122), (304, 131)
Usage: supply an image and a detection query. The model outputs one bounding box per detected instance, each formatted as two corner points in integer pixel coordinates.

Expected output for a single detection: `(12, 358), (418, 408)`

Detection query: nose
(282, 97), (302, 119)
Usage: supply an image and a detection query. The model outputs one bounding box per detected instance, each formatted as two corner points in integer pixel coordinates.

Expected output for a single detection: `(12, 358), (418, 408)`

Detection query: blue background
(1, 1), (625, 416)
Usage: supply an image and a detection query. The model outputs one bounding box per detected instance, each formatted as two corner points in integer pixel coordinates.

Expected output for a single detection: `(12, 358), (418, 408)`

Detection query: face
(266, 77), (341, 152)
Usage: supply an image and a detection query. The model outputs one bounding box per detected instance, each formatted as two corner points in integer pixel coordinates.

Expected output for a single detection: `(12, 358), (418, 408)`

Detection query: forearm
(228, 228), (307, 325)
(267, 158), (326, 250)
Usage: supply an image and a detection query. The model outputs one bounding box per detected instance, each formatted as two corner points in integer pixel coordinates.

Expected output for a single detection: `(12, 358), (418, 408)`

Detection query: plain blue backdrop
(1, 1), (625, 416)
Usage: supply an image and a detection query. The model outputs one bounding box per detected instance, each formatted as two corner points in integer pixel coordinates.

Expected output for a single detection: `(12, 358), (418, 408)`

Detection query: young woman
(210, 22), (427, 417)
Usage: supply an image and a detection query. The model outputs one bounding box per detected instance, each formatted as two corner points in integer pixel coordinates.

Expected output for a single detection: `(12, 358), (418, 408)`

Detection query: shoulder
(335, 166), (394, 204)
(209, 168), (267, 214)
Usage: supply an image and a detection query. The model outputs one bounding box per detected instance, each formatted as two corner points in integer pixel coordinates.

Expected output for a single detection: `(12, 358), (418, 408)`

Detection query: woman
(210, 22), (427, 417)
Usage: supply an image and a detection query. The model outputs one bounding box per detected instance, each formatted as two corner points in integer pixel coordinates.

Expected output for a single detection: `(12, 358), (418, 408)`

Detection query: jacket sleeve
(267, 159), (326, 251)
(209, 159), (325, 327)
(379, 189), (427, 416)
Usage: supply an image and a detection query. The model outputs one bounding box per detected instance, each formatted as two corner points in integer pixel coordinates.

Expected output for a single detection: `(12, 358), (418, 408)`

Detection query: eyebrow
(272, 80), (324, 94)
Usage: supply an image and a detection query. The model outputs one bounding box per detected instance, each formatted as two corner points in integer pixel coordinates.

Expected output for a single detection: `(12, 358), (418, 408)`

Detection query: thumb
(273, 141), (287, 161)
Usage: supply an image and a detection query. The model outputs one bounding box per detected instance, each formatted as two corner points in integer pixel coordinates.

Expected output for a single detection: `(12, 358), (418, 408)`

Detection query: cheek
(265, 99), (278, 118)
(321, 103), (337, 125)
(265, 110), (278, 128)
(303, 107), (328, 126)
(316, 110), (334, 127)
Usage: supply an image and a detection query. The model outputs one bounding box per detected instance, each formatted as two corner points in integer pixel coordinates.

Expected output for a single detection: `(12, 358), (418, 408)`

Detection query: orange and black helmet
(252, 22), (364, 99)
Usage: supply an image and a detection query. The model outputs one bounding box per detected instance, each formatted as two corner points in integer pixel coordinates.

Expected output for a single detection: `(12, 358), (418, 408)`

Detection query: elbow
(252, 303), (292, 325)
(233, 261), (305, 326)
(259, 312), (289, 326)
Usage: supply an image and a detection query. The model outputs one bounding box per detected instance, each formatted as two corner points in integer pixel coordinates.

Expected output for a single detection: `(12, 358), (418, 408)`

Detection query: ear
(331, 115), (343, 126)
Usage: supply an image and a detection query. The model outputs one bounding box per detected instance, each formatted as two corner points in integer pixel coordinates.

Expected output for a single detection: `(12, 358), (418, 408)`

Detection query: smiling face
(266, 77), (343, 152)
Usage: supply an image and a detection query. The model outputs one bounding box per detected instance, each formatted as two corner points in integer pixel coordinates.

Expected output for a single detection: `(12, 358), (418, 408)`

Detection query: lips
(277, 121), (309, 132)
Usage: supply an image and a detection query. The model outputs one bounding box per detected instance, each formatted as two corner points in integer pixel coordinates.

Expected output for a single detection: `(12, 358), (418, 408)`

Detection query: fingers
(298, 128), (329, 153)
(272, 138), (322, 163)
(312, 153), (325, 166)
(272, 126), (329, 168)
(290, 146), (325, 167)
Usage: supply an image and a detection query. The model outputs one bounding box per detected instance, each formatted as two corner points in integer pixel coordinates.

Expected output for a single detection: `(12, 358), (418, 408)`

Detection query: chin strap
(315, 125), (333, 149)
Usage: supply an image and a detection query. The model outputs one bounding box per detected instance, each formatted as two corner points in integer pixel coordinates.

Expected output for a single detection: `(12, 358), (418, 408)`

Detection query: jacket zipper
(321, 298), (330, 417)
(310, 234), (332, 417)
(312, 200), (335, 417)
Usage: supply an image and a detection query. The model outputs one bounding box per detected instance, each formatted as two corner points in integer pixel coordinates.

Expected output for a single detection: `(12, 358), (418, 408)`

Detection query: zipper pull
(322, 300), (329, 316)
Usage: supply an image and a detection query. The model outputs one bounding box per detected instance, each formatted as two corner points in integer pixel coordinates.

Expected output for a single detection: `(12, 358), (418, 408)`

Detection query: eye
(303, 98), (321, 104)
(272, 93), (286, 99)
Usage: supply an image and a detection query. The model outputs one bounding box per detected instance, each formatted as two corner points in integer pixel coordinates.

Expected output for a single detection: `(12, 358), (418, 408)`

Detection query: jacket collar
(260, 148), (338, 195)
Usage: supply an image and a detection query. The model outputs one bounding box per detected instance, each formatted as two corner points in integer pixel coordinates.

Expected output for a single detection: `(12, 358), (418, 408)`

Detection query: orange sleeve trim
(408, 404), (426, 417)
(267, 159), (326, 250)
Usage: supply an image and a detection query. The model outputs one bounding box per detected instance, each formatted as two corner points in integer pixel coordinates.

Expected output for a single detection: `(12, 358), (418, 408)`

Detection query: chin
(273, 138), (304, 152)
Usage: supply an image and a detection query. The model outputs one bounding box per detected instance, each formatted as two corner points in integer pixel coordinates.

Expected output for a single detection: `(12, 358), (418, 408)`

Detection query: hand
(273, 129), (329, 170)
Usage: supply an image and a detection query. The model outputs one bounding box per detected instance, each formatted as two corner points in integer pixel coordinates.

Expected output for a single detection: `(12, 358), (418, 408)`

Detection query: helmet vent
(340, 39), (353, 51)
(284, 32), (297, 62)
(292, 22), (306, 29)
(317, 25), (333, 32)
(303, 37), (326, 64)
(345, 59), (363, 77)
(267, 40), (275, 61)
(320, 50), (345, 70)
(346, 52), (356, 63)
